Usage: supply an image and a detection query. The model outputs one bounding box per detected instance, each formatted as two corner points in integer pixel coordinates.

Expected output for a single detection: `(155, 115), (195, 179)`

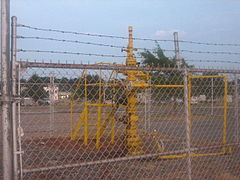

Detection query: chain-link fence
(13, 62), (240, 180)
(1, 15), (240, 180)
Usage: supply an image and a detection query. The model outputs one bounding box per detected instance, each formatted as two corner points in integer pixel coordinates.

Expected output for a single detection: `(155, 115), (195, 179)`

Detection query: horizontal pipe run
(22, 142), (239, 174)
(190, 75), (225, 79)
(22, 148), (197, 173)
(151, 85), (184, 88)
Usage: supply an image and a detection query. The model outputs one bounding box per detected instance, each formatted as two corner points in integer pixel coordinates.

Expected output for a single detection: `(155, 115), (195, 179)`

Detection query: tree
(140, 44), (191, 68)
(72, 74), (104, 102)
(21, 74), (48, 101)
(140, 45), (192, 101)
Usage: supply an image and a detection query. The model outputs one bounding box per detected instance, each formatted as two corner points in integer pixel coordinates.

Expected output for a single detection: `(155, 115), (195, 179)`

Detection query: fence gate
(188, 74), (229, 156)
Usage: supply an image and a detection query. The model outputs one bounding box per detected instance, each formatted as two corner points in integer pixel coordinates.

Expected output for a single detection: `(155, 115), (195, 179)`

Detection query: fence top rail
(18, 61), (240, 74)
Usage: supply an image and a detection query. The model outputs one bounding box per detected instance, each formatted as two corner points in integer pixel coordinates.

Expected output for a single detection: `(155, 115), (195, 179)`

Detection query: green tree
(72, 74), (104, 102)
(140, 44), (190, 68)
(140, 45), (192, 101)
(21, 74), (48, 101)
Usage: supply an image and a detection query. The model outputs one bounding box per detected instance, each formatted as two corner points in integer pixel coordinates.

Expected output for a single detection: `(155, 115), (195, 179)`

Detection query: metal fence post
(50, 71), (55, 136)
(184, 69), (192, 180)
(1, 0), (14, 179)
(11, 15), (18, 180)
(234, 74), (239, 144)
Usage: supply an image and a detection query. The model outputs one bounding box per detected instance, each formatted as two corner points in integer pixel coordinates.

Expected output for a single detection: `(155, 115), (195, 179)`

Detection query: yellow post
(84, 70), (88, 146)
(223, 75), (228, 153)
(111, 70), (117, 144)
(70, 100), (74, 139)
(96, 70), (102, 149)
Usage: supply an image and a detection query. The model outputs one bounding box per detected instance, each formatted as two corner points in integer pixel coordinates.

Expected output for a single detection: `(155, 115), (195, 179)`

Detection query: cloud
(155, 29), (186, 37)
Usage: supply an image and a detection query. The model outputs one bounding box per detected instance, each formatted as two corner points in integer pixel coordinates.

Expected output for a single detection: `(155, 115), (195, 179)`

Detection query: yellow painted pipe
(223, 75), (228, 153)
(191, 75), (225, 79)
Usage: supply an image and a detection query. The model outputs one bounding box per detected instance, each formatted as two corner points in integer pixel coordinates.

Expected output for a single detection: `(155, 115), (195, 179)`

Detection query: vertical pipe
(184, 69), (192, 180)
(96, 69), (102, 149)
(188, 73), (192, 136)
(70, 100), (73, 139)
(211, 78), (214, 115)
(144, 90), (147, 130)
(234, 74), (239, 144)
(49, 72), (55, 136)
(148, 76), (152, 130)
(18, 63), (23, 180)
(223, 75), (228, 153)
(11, 15), (18, 180)
(84, 70), (88, 146)
(111, 70), (117, 144)
(1, 0), (13, 179)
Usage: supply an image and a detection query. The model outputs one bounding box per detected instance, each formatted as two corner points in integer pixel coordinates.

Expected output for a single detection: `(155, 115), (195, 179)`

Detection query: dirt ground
(1, 103), (240, 179)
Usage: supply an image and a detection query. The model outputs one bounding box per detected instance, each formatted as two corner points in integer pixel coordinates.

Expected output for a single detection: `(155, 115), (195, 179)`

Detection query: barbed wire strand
(185, 59), (240, 64)
(17, 49), (142, 58)
(17, 36), (125, 49)
(17, 24), (240, 47)
(18, 47), (240, 56)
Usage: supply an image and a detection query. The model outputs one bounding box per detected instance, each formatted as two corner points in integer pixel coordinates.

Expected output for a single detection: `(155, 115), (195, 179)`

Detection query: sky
(7, 0), (240, 68)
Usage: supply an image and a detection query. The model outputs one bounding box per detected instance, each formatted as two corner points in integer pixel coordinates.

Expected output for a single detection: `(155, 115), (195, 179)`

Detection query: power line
(17, 23), (240, 46)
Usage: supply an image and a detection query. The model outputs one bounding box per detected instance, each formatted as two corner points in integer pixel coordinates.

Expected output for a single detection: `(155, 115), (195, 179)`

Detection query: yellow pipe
(223, 75), (228, 153)
(84, 70), (88, 146)
(87, 103), (126, 107)
(96, 70), (102, 149)
(70, 100), (73, 139)
(160, 151), (226, 159)
(111, 70), (117, 144)
(191, 75), (225, 79)
(160, 153), (186, 159)
(191, 151), (225, 157)
(151, 84), (184, 88)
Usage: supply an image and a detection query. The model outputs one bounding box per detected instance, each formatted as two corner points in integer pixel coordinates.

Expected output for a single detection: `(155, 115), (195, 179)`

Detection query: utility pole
(1, 0), (14, 180)
(173, 32), (181, 69)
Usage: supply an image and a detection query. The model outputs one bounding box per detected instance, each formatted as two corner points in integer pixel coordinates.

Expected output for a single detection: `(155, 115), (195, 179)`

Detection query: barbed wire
(17, 49), (143, 58)
(17, 36), (125, 49)
(17, 35), (175, 53)
(180, 49), (240, 55)
(17, 45), (240, 56)
(17, 24), (240, 46)
(185, 59), (240, 64)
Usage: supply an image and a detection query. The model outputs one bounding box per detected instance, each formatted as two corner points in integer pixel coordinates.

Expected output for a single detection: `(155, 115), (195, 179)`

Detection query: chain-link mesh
(16, 64), (240, 180)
